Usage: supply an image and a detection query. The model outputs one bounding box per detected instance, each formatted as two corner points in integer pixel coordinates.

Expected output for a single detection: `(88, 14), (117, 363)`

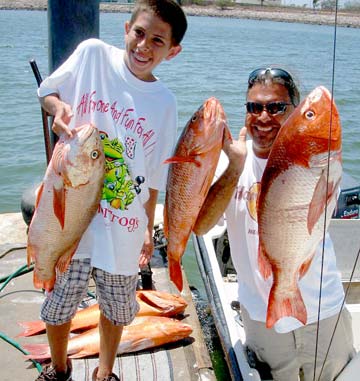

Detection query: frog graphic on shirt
(99, 131), (144, 210)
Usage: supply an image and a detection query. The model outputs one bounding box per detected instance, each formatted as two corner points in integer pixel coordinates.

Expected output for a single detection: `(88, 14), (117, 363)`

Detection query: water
(0, 10), (359, 377)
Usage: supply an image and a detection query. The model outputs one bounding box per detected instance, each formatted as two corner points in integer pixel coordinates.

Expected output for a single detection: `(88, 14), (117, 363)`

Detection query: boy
(36, 1), (187, 381)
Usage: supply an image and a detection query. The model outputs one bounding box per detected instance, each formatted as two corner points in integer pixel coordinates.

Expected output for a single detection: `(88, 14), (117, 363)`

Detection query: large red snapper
(257, 86), (342, 328)
(27, 123), (105, 292)
(164, 97), (231, 291)
(23, 316), (193, 360)
(18, 289), (188, 337)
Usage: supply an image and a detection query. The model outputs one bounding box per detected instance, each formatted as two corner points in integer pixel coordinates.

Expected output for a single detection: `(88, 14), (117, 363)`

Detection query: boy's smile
(124, 11), (181, 82)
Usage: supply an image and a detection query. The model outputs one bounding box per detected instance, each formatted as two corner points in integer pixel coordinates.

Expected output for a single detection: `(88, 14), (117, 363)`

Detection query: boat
(192, 173), (360, 381)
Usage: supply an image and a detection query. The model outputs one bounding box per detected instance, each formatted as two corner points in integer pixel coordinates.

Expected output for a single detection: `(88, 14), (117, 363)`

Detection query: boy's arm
(139, 188), (158, 268)
(193, 127), (247, 236)
(40, 93), (73, 138)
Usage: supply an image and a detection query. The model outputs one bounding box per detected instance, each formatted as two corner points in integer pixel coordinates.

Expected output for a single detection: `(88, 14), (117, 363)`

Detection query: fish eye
(191, 114), (198, 123)
(91, 150), (99, 159)
(305, 110), (315, 120)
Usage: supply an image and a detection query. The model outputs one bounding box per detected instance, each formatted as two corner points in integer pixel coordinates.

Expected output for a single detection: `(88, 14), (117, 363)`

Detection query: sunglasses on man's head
(248, 67), (294, 86)
(245, 101), (291, 115)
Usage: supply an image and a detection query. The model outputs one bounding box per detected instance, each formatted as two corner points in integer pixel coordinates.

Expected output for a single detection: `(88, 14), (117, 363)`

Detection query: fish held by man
(164, 97), (231, 291)
(23, 316), (193, 360)
(27, 123), (105, 292)
(257, 86), (342, 328)
(17, 290), (188, 337)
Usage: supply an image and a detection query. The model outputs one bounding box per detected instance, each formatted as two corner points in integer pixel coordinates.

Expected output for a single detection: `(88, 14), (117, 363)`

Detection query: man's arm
(193, 127), (247, 235)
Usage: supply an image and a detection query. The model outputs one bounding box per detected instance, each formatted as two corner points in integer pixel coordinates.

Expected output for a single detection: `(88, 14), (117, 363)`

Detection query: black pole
(48, 0), (100, 73)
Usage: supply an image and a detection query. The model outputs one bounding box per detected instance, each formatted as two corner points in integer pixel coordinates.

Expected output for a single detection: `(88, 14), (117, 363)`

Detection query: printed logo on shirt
(76, 91), (155, 156)
(234, 182), (261, 222)
(100, 131), (144, 210)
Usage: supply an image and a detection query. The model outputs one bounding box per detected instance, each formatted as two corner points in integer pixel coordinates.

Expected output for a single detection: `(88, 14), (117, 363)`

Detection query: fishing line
(313, 1), (347, 380)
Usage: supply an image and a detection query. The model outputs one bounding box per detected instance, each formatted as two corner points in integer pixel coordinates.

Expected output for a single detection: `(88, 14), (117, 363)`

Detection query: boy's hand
(41, 94), (73, 138)
(139, 229), (154, 268)
(52, 101), (73, 138)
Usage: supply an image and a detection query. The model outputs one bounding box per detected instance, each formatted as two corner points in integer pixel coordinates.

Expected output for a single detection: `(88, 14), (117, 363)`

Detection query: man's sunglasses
(245, 101), (291, 115)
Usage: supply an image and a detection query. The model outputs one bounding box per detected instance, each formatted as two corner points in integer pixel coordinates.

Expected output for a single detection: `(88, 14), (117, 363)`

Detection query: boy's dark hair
(130, 0), (187, 46)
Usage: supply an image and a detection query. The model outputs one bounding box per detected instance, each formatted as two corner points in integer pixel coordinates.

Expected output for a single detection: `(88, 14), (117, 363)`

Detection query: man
(194, 67), (354, 381)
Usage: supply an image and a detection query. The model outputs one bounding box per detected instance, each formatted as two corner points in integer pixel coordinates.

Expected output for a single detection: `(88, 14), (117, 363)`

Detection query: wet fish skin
(27, 124), (105, 292)
(257, 86), (342, 328)
(23, 316), (193, 360)
(164, 97), (231, 291)
(17, 290), (188, 337)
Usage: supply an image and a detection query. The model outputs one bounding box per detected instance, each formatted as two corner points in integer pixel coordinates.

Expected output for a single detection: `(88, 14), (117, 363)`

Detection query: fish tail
(168, 257), (183, 292)
(33, 270), (55, 292)
(17, 320), (46, 337)
(23, 343), (51, 360)
(266, 284), (307, 328)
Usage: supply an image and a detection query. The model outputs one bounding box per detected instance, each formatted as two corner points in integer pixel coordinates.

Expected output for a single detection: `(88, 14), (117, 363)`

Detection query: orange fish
(18, 290), (187, 337)
(257, 86), (342, 328)
(27, 124), (105, 292)
(164, 97), (231, 291)
(24, 316), (193, 360)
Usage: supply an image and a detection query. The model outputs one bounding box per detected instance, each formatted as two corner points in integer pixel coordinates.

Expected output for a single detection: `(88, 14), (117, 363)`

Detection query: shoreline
(0, 1), (360, 28)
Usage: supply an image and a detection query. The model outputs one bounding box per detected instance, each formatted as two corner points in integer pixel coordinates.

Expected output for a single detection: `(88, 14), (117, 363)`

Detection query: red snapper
(257, 86), (342, 328)
(27, 124), (105, 292)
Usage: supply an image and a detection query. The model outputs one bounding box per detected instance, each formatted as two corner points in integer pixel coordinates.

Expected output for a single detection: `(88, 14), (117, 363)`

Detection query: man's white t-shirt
(216, 140), (344, 333)
(38, 39), (177, 275)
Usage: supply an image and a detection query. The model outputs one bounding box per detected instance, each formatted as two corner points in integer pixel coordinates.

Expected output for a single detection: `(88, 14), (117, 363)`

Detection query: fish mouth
(73, 124), (97, 145)
(203, 97), (225, 122)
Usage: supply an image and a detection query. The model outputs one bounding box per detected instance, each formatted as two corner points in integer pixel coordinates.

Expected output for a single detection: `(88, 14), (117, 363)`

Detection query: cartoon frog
(99, 131), (142, 210)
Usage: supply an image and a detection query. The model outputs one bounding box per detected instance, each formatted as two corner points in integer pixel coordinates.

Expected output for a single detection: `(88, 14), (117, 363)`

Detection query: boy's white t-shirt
(216, 140), (344, 333)
(38, 39), (178, 275)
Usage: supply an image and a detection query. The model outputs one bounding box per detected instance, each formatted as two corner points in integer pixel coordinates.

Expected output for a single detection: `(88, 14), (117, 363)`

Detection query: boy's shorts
(40, 258), (140, 326)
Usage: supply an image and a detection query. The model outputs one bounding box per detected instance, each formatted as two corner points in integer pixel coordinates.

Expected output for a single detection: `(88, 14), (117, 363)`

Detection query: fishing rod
(29, 59), (52, 164)
(314, 1), (360, 379)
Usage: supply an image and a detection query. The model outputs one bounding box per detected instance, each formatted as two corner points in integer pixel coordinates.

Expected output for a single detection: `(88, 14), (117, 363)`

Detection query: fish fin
(53, 184), (66, 229)
(307, 172), (328, 234)
(299, 255), (315, 279)
(33, 270), (55, 292)
(266, 283), (307, 328)
(258, 244), (272, 279)
(34, 182), (44, 208)
(163, 155), (201, 167)
(27, 244), (35, 267)
(56, 242), (78, 273)
(23, 343), (51, 360)
(163, 207), (168, 238)
(168, 257), (183, 291)
(17, 320), (46, 337)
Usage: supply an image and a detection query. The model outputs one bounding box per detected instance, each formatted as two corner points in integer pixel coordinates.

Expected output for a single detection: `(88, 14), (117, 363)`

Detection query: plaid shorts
(40, 258), (140, 326)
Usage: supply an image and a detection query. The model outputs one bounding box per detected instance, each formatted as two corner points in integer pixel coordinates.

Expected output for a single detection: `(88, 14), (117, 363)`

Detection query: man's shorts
(40, 258), (140, 326)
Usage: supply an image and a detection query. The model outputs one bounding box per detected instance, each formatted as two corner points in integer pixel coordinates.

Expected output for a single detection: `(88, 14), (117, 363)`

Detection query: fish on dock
(17, 290), (188, 337)
(27, 124), (105, 292)
(257, 86), (342, 328)
(164, 97), (231, 291)
(23, 316), (193, 360)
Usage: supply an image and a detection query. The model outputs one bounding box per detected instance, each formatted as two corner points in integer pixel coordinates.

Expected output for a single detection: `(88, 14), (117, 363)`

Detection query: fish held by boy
(17, 289), (188, 337)
(23, 316), (193, 360)
(164, 97), (231, 291)
(257, 86), (342, 328)
(27, 123), (105, 292)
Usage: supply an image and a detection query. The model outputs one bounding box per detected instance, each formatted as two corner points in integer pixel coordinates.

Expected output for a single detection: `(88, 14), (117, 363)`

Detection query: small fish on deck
(257, 86), (342, 328)
(27, 124), (105, 292)
(23, 316), (193, 360)
(164, 97), (231, 291)
(17, 290), (188, 337)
